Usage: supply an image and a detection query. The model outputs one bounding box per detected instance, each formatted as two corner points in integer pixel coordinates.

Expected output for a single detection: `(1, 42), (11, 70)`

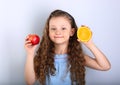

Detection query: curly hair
(34, 9), (86, 85)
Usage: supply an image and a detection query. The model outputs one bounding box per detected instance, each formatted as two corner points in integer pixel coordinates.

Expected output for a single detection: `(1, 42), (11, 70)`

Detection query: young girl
(24, 9), (111, 85)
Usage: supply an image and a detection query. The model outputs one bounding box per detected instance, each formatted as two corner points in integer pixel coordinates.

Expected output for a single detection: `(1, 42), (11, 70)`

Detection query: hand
(24, 35), (38, 56)
(77, 38), (94, 48)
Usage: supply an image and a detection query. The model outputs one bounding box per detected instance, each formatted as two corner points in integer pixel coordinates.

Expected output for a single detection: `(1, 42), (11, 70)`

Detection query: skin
(49, 17), (75, 54)
(24, 17), (111, 85)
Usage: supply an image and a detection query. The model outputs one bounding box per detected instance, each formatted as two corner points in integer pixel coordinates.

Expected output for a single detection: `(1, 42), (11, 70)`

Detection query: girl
(24, 9), (111, 85)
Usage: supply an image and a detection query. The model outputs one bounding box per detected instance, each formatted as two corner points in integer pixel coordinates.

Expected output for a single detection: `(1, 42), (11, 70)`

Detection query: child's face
(49, 17), (74, 45)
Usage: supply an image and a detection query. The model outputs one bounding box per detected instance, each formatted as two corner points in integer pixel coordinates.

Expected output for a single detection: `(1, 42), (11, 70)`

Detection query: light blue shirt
(47, 54), (71, 85)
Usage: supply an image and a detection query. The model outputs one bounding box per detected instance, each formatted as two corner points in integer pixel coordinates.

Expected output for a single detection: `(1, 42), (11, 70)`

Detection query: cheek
(49, 32), (54, 40)
(64, 33), (71, 39)
(66, 31), (72, 36)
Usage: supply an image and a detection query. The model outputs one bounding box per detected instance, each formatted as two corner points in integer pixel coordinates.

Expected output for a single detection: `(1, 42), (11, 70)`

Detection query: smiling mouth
(54, 36), (63, 38)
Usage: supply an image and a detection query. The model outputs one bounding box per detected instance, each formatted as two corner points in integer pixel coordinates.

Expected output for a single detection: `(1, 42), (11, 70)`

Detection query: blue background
(0, 0), (120, 85)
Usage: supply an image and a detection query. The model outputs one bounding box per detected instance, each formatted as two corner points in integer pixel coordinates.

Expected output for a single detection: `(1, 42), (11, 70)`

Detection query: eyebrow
(49, 25), (67, 27)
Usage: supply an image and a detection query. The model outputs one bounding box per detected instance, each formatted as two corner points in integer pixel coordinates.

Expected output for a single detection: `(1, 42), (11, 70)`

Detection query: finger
(81, 25), (85, 27)
(25, 36), (29, 41)
(25, 40), (32, 45)
(25, 34), (32, 40)
(77, 39), (82, 43)
(24, 42), (33, 48)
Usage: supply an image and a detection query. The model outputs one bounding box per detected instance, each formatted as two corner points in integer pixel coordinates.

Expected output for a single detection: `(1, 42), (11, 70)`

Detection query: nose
(55, 30), (61, 35)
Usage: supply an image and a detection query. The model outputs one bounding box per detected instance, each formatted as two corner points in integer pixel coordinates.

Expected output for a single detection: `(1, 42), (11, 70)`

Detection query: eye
(50, 28), (56, 30)
(62, 27), (66, 30)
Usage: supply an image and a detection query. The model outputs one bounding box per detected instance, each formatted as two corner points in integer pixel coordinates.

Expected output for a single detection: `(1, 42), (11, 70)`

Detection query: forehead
(49, 17), (71, 26)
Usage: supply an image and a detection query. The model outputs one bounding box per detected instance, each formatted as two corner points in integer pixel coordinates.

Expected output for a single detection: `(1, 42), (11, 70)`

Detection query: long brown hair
(34, 9), (85, 85)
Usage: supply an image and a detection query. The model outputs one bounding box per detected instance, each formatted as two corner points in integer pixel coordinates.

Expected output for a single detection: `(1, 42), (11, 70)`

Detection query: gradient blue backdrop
(0, 0), (120, 85)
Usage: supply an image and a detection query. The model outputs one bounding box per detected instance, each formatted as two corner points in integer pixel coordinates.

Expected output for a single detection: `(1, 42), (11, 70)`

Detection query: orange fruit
(77, 26), (92, 42)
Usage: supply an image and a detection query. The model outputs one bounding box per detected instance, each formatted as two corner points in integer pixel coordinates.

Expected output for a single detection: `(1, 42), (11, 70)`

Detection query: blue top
(46, 54), (71, 85)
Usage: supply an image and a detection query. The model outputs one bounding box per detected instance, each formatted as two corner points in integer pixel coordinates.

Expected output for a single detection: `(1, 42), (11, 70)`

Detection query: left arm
(81, 39), (111, 71)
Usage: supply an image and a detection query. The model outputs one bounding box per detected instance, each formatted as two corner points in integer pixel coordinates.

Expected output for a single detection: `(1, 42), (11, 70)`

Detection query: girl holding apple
(24, 9), (111, 85)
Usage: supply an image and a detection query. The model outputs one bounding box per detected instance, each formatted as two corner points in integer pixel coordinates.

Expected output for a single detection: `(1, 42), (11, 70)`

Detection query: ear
(70, 28), (75, 36)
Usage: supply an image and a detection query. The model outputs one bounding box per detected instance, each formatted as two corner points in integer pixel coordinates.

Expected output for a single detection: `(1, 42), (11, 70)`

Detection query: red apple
(28, 34), (40, 45)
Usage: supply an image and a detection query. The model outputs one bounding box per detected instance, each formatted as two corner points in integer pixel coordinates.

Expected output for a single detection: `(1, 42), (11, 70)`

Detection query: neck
(54, 44), (68, 54)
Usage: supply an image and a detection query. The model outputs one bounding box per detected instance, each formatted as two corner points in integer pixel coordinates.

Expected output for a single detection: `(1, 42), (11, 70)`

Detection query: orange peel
(77, 26), (92, 42)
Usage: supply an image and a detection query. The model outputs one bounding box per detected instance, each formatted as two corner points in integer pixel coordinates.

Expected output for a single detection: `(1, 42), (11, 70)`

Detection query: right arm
(24, 36), (37, 85)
